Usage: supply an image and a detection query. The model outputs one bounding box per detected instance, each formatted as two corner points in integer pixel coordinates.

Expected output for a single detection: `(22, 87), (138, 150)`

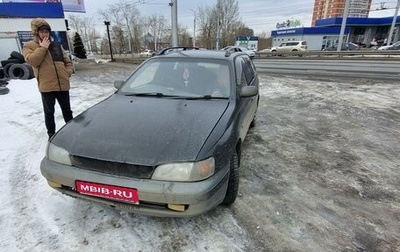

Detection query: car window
(242, 57), (256, 85)
(119, 58), (231, 98)
(235, 56), (255, 87)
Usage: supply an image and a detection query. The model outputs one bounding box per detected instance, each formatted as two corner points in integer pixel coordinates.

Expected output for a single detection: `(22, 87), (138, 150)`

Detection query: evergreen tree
(72, 32), (87, 59)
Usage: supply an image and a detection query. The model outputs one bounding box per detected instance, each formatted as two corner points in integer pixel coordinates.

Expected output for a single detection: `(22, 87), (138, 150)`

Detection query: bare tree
(98, 0), (144, 53)
(67, 15), (97, 52)
(195, 0), (254, 49)
(215, 0), (242, 47)
(197, 5), (216, 49)
(146, 14), (170, 51)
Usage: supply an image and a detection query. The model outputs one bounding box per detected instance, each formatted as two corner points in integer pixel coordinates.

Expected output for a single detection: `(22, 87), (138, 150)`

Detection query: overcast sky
(75, 0), (400, 35)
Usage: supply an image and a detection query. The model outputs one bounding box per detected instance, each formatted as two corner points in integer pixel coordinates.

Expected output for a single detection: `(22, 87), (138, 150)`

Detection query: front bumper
(40, 158), (230, 217)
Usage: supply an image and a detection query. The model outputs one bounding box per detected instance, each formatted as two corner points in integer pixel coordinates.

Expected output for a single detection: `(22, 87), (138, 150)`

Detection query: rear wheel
(292, 49), (302, 57)
(222, 151), (239, 205)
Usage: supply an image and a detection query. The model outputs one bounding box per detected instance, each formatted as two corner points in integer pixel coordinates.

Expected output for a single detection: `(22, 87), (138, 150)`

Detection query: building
(312, 0), (372, 26)
(0, 2), (70, 62)
(271, 26), (350, 51)
(271, 16), (400, 50)
(271, 0), (399, 51)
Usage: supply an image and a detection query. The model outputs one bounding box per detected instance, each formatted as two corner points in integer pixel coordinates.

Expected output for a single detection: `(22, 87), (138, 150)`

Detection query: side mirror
(114, 80), (124, 89)
(241, 86), (258, 97)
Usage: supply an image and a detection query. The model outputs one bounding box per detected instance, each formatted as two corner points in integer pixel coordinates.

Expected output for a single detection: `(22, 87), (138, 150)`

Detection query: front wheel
(222, 151), (239, 205)
(250, 114), (256, 128)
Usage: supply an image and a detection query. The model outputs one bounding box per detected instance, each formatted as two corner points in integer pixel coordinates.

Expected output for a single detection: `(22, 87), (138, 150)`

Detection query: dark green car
(41, 48), (259, 217)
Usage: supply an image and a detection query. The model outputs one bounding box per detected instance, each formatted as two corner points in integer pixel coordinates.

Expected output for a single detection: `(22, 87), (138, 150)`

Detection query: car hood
(53, 95), (229, 166)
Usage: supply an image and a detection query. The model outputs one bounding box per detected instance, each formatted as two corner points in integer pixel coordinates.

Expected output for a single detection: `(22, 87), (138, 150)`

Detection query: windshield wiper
(185, 95), (228, 100)
(125, 92), (165, 97)
(125, 92), (190, 99)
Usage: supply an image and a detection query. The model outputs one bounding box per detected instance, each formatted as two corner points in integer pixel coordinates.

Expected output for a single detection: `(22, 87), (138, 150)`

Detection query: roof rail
(153, 46), (201, 56)
(224, 50), (231, 57)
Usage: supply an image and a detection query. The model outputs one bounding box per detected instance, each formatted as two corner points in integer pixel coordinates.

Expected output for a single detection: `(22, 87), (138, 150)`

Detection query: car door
(276, 43), (287, 53)
(235, 56), (259, 141)
(287, 42), (297, 52)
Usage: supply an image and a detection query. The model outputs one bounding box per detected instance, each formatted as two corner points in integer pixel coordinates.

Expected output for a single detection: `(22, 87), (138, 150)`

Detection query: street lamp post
(169, 0), (178, 47)
(104, 21), (114, 62)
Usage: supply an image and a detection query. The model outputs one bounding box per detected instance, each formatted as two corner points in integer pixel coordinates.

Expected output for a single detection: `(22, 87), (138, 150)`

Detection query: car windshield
(118, 58), (231, 98)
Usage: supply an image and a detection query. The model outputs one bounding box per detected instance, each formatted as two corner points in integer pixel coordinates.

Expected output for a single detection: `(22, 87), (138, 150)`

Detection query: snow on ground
(0, 70), (248, 252)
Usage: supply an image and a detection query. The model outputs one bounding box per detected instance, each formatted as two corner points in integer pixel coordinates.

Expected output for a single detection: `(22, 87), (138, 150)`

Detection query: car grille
(71, 156), (156, 179)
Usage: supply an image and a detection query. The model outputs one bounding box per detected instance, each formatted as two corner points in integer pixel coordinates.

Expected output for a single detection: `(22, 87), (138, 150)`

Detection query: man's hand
(40, 37), (50, 49)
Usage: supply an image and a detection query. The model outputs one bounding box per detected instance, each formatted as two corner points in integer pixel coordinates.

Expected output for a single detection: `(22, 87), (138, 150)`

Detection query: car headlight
(46, 142), (72, 165)
(152, 157), (215, 182)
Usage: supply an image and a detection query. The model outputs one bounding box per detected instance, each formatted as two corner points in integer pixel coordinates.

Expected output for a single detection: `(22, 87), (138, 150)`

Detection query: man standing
(23, 18), (74, 139)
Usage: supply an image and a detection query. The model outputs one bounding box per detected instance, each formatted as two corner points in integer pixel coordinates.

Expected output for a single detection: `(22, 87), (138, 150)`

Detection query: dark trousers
(41, 91), (73, 136)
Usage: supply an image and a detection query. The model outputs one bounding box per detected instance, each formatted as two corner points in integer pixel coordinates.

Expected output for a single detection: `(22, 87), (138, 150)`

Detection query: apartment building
(312, 0), (372, 26)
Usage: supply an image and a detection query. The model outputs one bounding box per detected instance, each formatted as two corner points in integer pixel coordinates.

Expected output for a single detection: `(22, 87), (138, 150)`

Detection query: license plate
(76, 181), (139, 204)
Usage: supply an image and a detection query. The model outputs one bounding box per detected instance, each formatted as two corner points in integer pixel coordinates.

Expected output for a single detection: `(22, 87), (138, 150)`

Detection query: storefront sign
(276, 19), (302, 29)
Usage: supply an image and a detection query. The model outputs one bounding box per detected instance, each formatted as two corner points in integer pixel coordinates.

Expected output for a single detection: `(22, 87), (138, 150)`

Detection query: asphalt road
(253, 58), (400, 80)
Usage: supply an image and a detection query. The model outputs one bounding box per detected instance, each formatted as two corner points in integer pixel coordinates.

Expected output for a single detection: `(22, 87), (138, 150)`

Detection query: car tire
(250, 115), (256, 128)
(222, 151), (239, 205)
(9, 63), (31, 80)
(22, 63), (35, 79)
(250, 99), (259, 128)
(0, 86), (10, 95)
(1, 59), (20, 67)
(292, 49), (302, 57)
(3, 63), (14, 78)
(10, 51), (25, 63)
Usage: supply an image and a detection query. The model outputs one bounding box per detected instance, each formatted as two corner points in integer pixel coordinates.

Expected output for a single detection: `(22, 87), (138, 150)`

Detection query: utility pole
(216, 0), (221, 50)
(190, 8), (196, 47)
(337, 0), (351, 51)
(386, 0), (400, 45)
(169, 0), (178, 47)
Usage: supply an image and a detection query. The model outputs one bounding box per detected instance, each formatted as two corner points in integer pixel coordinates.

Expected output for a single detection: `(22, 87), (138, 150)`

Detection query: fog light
(47, 180), (62, 188)
(168, 204), (186, 212)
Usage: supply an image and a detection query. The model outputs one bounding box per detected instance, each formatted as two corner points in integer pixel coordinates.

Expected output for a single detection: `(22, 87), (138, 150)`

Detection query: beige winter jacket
(23, 18), (73, 93)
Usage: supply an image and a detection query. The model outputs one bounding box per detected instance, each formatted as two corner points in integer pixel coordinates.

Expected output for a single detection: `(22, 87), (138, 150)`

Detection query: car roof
(153, 47), (247, 61)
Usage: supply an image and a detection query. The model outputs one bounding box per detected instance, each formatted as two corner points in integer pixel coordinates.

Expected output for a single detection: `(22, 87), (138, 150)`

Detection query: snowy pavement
(1, 62), (399, 251)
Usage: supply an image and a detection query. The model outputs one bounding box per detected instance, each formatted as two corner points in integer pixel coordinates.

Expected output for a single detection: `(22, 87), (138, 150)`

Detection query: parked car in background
(377, 41), (400, 50)
(258, 48), (271, 53)
(222, 46), (255, 59)
(324, 42), (361, 51)
(270, 41), (308, 53)
(40, 47), (259, 217)
(139, 49), (154, 56)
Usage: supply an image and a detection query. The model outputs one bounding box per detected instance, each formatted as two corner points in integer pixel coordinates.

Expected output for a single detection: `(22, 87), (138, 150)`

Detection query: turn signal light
(47, 180), (62, 188)
(168, 204), (186, 212)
